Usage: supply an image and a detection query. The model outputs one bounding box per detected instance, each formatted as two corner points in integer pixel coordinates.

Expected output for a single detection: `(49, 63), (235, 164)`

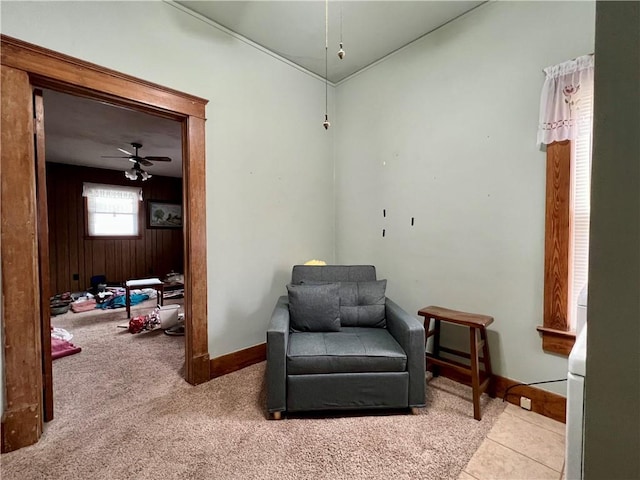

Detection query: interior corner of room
(0, 0), (638, 478)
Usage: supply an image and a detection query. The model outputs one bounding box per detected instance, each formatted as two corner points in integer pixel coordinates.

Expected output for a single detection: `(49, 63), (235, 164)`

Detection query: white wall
(0, 1), (335, 357)
(584, 2), (639, 477)
(1, 0), (603, 397)
(335, 1), (595, 394)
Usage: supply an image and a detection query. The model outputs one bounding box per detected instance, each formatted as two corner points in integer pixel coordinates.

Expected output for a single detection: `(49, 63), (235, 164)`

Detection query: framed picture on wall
(147, 201), (183, 229)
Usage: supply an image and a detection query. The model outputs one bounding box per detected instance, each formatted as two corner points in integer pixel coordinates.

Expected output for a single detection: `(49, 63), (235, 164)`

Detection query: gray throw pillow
(287, 283), (341, 332)
(339, 280), (387, 328)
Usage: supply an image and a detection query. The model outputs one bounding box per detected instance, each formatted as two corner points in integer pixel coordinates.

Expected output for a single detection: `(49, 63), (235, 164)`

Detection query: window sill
(85, 235), (142, 241)
(537, 326), (576, 356)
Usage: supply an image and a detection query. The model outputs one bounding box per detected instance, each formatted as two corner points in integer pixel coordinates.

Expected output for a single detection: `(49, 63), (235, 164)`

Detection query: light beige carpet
(1, 307), (505, 479)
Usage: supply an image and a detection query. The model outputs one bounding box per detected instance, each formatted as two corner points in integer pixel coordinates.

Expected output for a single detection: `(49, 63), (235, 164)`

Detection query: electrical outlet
(520, 396), (532, 410)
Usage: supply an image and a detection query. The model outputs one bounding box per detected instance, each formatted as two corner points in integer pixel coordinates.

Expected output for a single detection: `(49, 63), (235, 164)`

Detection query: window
(537, 55), (593, 355)
(568, 81), (593, 329)
(83, 183), (142, 237)
(539, 107), (593, 354)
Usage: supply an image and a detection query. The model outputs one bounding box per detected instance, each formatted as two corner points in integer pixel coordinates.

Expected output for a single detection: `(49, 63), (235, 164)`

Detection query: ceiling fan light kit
(125, 168), (138, 181)
(101, 142), (170, 182)
(125, 166), (152, 182)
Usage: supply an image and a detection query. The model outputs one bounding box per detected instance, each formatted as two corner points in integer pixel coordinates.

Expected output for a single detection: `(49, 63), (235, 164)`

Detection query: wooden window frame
(537, 140), (577, 355)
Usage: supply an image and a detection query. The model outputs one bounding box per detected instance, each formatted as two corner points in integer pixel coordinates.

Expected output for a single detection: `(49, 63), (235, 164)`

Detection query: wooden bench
(418, 306), (494, 420)
(125, 278), (164, 318)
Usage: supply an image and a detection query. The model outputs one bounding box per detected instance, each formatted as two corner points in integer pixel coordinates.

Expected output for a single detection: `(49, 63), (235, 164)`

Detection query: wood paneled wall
(46, 163), (183, 294)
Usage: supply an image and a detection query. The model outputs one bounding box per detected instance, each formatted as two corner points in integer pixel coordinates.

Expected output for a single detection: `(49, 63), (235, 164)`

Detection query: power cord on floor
(502, 378), (567, 402)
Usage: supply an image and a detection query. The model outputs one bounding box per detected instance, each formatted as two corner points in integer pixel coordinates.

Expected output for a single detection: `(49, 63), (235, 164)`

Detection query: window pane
(89, 213), (138, 236)
(92, 197), (136, 214)
(569, 84), (593, 330)
(85, 184), (140, 237)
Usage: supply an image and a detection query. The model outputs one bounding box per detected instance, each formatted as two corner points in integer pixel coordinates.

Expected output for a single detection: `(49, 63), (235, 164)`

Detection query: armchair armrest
(266, 295), (290, 413)
(385, 298), (426, 407)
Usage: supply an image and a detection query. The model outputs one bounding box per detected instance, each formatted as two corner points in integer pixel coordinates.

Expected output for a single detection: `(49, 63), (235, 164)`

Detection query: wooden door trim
(1, 65), (45, 453)
(183, 116), (211, 383)
(34, 89), (54, 422)
(0, 35), (207, 120)
(1, 35), (210, 452)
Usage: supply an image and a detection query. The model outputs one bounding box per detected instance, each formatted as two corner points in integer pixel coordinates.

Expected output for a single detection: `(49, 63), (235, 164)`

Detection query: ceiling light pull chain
(338, 6), (345, 59)
(323, 0), (330, 130)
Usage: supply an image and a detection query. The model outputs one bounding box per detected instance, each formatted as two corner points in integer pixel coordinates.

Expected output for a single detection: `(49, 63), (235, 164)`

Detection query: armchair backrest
(291, 265), (385, 328)
(291, 265), (377, 285)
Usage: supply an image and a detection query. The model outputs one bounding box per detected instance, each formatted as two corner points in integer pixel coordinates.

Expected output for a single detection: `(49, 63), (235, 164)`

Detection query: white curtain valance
(82, 182), (143, 201)
(537, 54), (594, 146)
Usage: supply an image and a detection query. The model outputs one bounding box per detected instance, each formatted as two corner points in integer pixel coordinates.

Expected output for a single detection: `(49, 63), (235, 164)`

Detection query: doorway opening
(41, 88), (188, 418)
(1, 35), (210, 452)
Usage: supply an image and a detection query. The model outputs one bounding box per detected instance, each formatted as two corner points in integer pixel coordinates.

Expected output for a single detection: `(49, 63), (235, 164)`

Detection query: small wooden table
(418, 305), (494, 420)
(125, 278), (164, 318)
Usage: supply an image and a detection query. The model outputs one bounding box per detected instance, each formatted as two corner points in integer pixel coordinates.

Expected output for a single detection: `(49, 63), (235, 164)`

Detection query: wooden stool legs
(419, 306), (494, 421)
(468, 326), (494, 420)
(480, 327), (493, 395)
(429, 318), (441, 377)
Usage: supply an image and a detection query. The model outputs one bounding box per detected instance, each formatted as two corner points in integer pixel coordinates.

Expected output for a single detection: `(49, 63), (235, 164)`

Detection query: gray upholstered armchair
(267, 265), (426, 419)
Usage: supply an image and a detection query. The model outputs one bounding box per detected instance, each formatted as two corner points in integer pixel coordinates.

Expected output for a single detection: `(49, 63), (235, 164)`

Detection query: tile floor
(461, 403), (566, 480)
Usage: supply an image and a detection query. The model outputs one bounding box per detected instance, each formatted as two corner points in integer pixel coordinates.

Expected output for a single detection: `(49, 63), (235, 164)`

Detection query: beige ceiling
(43, 1), (484, 177)
(44, 89), (183, 178)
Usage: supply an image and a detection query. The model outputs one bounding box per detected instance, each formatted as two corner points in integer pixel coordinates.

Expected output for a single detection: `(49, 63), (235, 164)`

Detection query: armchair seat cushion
(287, 327), (407, 375)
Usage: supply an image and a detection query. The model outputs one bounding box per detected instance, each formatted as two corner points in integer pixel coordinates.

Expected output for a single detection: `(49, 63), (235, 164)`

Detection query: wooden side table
(418, 305), (494, 420)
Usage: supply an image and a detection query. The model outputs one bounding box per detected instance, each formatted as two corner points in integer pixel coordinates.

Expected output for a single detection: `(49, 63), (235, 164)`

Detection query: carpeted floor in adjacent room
(1, 306), (505, 479)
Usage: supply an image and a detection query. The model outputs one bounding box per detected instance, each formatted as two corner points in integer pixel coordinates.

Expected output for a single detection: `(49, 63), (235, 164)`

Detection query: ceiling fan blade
(144, 156), (172, 162)
(101, 156), (130, 159)
(139, 159), (154, 167)
(118, 148), (133, 156)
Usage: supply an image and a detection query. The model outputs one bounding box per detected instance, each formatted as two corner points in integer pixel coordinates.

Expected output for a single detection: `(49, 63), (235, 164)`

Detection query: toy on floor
(121, 304), (182, 334)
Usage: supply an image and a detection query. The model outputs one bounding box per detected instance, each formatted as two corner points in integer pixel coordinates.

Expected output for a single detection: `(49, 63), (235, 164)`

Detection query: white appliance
(566, 286), (588, 480)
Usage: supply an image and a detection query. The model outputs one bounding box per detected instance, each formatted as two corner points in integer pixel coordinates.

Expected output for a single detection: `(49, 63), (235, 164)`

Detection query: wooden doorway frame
(1, 35), (210, 452)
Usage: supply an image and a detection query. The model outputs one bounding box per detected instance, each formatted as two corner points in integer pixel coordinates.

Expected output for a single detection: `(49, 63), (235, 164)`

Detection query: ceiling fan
(102, 142), (171, 181)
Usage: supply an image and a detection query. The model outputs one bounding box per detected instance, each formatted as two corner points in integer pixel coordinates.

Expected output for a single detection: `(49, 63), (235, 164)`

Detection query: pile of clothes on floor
(51, 327), (81, 360)
(66, 287), (158, 313)
(50, 292), (73, 316)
